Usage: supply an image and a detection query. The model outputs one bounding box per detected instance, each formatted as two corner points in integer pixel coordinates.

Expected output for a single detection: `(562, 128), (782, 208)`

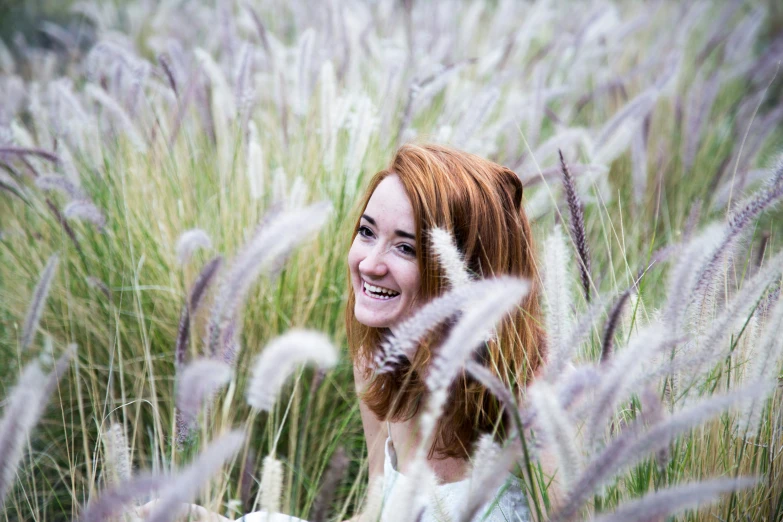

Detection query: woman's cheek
(347, 241), (364, 271)
(398, 264), (421, 301)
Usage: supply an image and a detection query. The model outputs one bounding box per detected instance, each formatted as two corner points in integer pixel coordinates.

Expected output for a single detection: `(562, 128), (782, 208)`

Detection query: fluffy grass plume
(259, 454), (284, 514)
(640, 384), (670, 470)
(0, 172), (22, 199)
(63, 199), (106, 231)
(0, 350), (72, 507)
(345, 95), (377, 196)
(592, 477), (759, 522)
(294, 28), (315, 118)
(465, 360), (517, 414)
(246, 330), (337, 412)
(145, 430), (244, 522)
(542, 225), (574, 381)
(310, 446), (349, 522)
(453, 86), (500, 148)
(552, 385), (765, 522)
(45, 198), (84, 258)
(425, 277), (530, 396)
(176, 359), (232, 443)
(0, 146), (60, 163)
(555, 364), (601, 411)
(83, 84), (146, 152)
(689, 165), (783, 321)
(600, 288), (633, 363)
(44, 345), (76, 398)
(414, 279), (529, 465)
(157, 52), (178, 96)
(0, 364), (47, 507)
(377, 278), (517, 373)
(239, 447), (256, 514)
(563, 296), (612, 367)
(630, 127), (648, 205)
(666, 247), (783, 383)
(469, 434), (502, 479)
(35, 174), (85, 200)
(207, 201), (332, 356)
(287, 176), (309, 210)
(246, 120), (264, 201)
(664, 223), (725, 331)
(559, 150), (591, 302)
(734, 314), (759, 381)
(76, 473), (165, 522)
(584, 325), (667, 449)
(429, 226), (471, 289)
(458, 435), (520, 522)
(591, 87), (659, 165)
(529, 381), (581, 490)
(739, 293), (783, 436)
(175, 228), (212, 265)
(175, 256), (223, 367)
(101, 423), (132, 485)
(319, 61), (337, 174)
(20, 254), (59, 350)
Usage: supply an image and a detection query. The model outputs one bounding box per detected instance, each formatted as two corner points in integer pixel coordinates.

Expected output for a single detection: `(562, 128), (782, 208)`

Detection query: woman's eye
(399, 244), (416, 256)
(357, 225), (373, 238)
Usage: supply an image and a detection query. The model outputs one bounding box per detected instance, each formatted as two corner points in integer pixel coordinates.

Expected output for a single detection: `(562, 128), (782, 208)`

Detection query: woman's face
(348, 174), (421, 329)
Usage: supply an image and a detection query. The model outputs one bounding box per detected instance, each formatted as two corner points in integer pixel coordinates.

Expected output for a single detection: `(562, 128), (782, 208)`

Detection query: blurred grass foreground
(1, 1), (783, 521)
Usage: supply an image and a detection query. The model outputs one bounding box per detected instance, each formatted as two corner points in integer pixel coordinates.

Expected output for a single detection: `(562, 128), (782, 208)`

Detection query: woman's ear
(503, 168), (525, 212)
(514, 181), (524, 211)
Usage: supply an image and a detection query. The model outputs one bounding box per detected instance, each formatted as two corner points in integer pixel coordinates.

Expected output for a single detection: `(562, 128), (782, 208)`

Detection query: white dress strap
(385, 420), (398, 470)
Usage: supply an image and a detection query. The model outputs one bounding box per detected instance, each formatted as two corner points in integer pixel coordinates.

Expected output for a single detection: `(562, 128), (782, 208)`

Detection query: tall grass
(0, 1), (782, 521)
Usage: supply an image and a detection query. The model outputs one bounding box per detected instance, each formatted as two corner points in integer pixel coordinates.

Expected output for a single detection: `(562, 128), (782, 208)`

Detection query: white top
(237, 428), (530, 522)
(380, 423), (530, 522)
(236, 512), (305, 521)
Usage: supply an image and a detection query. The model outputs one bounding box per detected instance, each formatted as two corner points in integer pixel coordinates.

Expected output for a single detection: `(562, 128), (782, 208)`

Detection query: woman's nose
(359, 245), (388, 277)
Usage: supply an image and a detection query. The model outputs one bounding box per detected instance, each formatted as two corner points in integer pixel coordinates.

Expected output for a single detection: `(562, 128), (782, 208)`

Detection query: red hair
(346, 143), (545, 459)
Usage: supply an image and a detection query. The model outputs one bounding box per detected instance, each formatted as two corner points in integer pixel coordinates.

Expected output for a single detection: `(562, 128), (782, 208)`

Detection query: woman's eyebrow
(361, 214), (416, 240)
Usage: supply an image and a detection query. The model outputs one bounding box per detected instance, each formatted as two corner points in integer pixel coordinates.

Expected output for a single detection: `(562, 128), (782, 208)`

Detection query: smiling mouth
(362, 280), (401, 300)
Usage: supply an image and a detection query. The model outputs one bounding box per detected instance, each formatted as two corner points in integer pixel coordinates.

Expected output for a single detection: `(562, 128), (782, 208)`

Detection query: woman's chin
(354, 306), (398, 329)
(354, 289), (406, 328)
(355, 313), (392, 329)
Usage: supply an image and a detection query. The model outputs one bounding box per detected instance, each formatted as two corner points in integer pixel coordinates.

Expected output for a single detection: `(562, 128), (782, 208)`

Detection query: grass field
(1, 1), (783, 521)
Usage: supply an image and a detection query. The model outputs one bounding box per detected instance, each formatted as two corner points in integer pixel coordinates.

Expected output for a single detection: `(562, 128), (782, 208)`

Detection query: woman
(136, 143), (544, 521)
(346, 143), (544, 521)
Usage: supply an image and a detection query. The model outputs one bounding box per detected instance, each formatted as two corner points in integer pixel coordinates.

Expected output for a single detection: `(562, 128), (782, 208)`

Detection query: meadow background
(1, 0), (783, 521)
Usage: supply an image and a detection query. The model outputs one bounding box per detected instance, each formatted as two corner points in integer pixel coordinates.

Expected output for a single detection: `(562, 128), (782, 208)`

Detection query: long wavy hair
(346, 143), (545, 460)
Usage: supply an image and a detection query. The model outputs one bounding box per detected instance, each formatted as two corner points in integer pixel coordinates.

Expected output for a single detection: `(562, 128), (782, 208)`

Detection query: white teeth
(363, 281), (400, 298)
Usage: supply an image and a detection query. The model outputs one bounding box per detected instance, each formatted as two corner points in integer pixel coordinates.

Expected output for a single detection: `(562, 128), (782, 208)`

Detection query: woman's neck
(388, 416), (470, 484)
